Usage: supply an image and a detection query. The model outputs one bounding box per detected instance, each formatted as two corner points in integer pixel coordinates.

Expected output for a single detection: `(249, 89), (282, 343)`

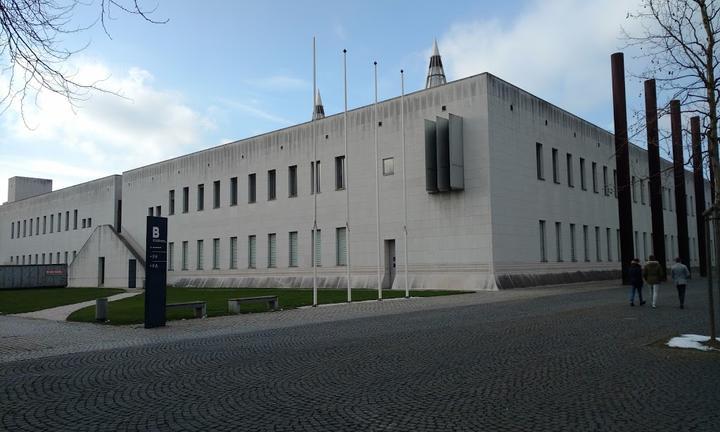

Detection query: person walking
(670, 257), (690, 309)
(643, 255), (664, 309)
(628, 258), (645, 307)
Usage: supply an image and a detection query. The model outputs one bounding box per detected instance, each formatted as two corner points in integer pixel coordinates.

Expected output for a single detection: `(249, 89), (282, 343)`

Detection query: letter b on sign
(153, 227), (160, 239)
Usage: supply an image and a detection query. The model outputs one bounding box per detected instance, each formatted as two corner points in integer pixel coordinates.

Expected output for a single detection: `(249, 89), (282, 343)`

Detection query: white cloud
(218, 98), (294, 126)
(0, 60), (214, 203)
(245, 75), (309, 91)
(439, 0), (640, 116)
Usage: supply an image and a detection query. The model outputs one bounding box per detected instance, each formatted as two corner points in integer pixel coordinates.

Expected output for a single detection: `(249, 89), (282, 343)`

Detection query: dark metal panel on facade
(436, 116), (451, 192)
(0, 265), (68, 289)
(449, 114), (464, 190)
(425, 119), (438, 193)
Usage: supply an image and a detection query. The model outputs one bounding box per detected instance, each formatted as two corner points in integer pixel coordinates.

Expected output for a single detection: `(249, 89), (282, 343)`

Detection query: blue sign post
(144, 216), (167, 328)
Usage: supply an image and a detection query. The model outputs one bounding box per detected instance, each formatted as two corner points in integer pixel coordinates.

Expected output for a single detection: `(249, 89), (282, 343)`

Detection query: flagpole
(344, 49), (352, 303)
(401, 69), (409, 299)
(374, 61), (382, 300)
(312, 37), (318, 307)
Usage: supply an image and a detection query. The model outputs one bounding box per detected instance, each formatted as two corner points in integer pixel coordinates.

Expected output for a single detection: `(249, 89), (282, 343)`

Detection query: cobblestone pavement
(1, 280), (719, 431)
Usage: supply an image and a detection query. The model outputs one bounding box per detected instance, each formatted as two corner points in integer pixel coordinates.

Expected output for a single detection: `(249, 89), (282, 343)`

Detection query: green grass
(0, 288), (125, 314)
(67, 287), (471, 325)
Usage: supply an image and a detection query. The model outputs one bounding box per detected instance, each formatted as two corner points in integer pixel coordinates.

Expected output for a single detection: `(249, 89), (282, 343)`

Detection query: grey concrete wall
(7, 177), (52, 203)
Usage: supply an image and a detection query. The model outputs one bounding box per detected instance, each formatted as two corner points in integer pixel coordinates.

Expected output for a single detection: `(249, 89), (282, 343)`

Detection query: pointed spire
(313, 88), (325, 120)
(426, 39), (447, 89)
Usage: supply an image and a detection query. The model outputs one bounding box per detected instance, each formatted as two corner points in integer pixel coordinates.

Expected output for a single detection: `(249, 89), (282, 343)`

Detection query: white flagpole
(312, 37), (318, 307)
(344, 49), (352, 303)
(374, 61), (382, 300)
(401, 69), (409, 299)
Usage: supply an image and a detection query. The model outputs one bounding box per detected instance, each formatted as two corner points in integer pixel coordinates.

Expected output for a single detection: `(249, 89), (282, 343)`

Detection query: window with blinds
(312, 229), (321, 267)
(268, 233), (277, 268)
(197, 239), (204, 270)
(213, 238), (220, 269)
(230, 237), (238, 269)
(336, 227), (347, 266)
(289, 231), (298, 267)
(248, 235), (256, 268)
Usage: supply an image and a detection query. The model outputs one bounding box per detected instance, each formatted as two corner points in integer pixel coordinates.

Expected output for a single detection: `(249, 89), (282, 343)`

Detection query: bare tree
(0, 0), (166, 121)
(625, 0), (720, 348)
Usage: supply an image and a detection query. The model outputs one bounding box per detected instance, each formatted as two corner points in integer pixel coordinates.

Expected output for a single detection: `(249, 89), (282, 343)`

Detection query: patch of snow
(666, 334), (720, 352)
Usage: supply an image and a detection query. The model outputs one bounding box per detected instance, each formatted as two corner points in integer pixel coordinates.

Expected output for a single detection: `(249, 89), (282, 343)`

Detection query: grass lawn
(67, 287), (471, 325)
(0, 288), (125, 314)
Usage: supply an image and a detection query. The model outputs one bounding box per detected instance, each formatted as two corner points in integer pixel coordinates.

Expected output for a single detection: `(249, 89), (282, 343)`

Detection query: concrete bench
(166, 301), (207, 318)
(227, 295), (279, 314)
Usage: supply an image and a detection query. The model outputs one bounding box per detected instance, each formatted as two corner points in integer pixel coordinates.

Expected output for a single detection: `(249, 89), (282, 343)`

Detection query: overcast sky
(0, 0), (651, 203)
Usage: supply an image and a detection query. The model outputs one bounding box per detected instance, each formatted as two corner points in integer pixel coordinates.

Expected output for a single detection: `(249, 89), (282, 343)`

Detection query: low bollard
(95, 298), (108, 322)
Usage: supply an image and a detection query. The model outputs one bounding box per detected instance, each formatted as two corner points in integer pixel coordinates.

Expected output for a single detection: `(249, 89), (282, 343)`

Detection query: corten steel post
(691, 116), (708, 276)
(671, 100), (690, 266)
(611, 53), (634, 284)
(644, 79), (667, 277)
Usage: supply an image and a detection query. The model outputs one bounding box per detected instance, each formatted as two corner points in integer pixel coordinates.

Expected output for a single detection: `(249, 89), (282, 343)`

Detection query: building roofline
(1, 174), (121, 207)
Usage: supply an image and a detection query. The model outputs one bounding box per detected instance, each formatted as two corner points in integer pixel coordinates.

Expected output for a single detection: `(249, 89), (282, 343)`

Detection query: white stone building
(0, 47), (711, 290)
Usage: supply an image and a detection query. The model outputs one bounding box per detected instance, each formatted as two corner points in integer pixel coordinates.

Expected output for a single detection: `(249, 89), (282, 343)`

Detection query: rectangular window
(87, 218), (91, 227)
(11, 222), (14, 239)
(64, 251), (68, 264)
(552, 148), (559, 183)
(35, 217), (39, 235)
(248, 235), (257, 268)
(583, 225), (589, 262)
(73, 210), (78, 230)
(311, 161), (321, 194)
(570, 223), (576, 262)
(268, 170), (277, 200)
(50, 214), (54, 233)
(230, 177), (238, 206)
(169, 190), (175, 215)
(197, 184), (205, 211)
(606, 228), (612, 262)
(592, 162), (598, 193)
(555, 222), (563, 262)
(539, 220), (547, 262)
(312, 229), (322, 267)
(288, 165), (298, 197)
(336, 227), (347, 266)
(16, 220), (19, 237)
(248, 173), (256, 203)
(336, 156), (346, 189)
(632, 177), (637, 202)
(579, 158), (586, 190)
(289, 231), (298, 267)
(230, 237), (238, 269)
(168, 242), (174, 271)
(182, 241), (188, 270)
(595, 226), (601, 262)
(43, 216), (46, 234)
(213, 238), (220, 269)
(196, 239), (204, 270)
(29, 219), (33, 237)
(48, 254), (52, 264)
(566, 153), (573, 187)
(41, 253), (45, 264)
(57, 212), (61, 232)
(536, 143), (544, 180)
(267, 233), (277, 268)
(65, 211), (69, 231)
(213, 180), (220, 208)
(640, 180), (646, 204)
(155, 206), (161, 216)
(148, 207), (154, 216)
(23, 220), (26, 237)
(603, 166), (609, 196)
(72, 251), (76, 262)
(183, 187), (189, 213)
(383, 157), (394, 176)
(82, 218), (86, 228)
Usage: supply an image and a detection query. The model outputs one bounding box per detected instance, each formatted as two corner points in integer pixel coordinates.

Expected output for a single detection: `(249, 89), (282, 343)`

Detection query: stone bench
(227, 295), (279, 314)
(166, 301), (207, 318)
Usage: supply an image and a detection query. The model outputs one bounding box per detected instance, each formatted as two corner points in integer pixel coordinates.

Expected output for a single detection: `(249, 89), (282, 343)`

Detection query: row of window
(10, 211), (92, 240)
(10, 250), (76, 265)
(538, 220), (700, 264)
(167, 228), (348, 271)
(156, 156), (395, 216)
(535, 143), (697, 215)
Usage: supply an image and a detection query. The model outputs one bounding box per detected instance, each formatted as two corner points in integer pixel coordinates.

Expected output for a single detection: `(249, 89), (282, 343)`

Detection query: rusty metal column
(691, 116), (707, 276)
(671, 100), (690, 265)
(611, 53), (634, 284)
(644, 79), (667, 277)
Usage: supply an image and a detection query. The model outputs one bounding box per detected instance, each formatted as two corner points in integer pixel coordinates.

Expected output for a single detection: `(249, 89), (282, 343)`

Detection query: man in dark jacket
(643, 255), (665, 308)
(628, 258), (645, 307)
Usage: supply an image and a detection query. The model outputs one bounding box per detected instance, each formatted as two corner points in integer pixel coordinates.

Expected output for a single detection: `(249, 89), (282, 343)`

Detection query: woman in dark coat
(628, 258), (645, 306)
